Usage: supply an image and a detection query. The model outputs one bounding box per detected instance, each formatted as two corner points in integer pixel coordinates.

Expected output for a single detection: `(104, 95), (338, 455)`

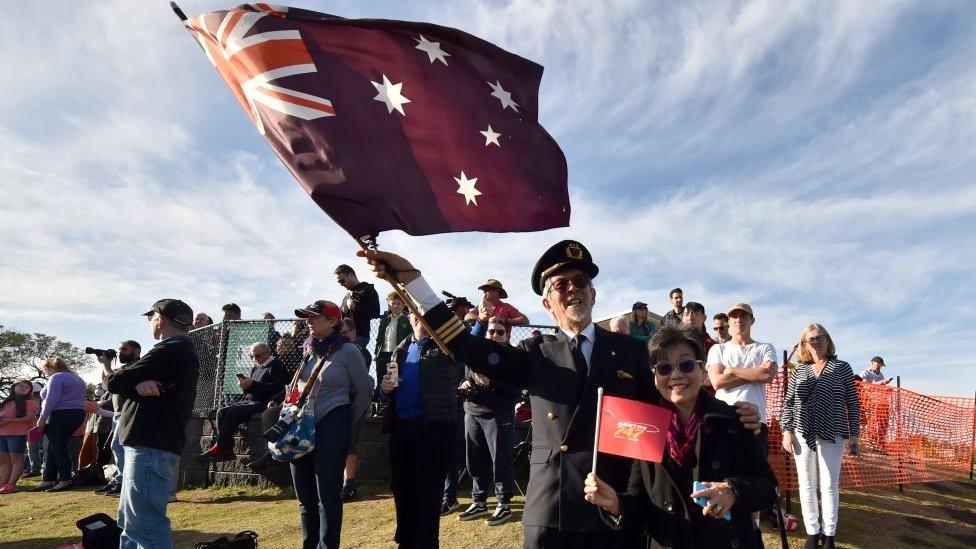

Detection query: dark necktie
(571, 334), (589, 381)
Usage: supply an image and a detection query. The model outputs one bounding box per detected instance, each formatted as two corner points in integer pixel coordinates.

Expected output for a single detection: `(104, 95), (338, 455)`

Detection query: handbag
(193, 531), (258, 548)
(266, 354), (330, 462)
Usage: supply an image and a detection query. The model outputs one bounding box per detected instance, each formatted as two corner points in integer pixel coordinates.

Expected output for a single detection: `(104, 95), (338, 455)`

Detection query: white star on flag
(480, 125), (501, 147)
(372, 74), (411, 115)
(455, 171), (482, 205)
(487, 80), (519, 111)
(414, 34), (451, 65)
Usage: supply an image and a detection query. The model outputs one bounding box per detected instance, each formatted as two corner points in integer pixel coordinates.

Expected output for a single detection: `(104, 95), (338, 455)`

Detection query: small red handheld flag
(597, 395), (673, 463)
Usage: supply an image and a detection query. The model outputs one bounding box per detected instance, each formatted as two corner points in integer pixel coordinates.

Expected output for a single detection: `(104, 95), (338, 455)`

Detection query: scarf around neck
(666, 397), (705, 468)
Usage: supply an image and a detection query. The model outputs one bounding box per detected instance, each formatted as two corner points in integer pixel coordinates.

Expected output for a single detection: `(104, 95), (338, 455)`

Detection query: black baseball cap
(632, 301), (648, 310)
(870, 356), (885, 366)
(143, 299), (193, 329)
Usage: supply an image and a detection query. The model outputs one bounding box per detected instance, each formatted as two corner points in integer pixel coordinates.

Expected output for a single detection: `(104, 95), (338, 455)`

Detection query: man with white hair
(198, 341), (288, 463)
(609, 315), (630, 334)
(359, 242), (761, 548)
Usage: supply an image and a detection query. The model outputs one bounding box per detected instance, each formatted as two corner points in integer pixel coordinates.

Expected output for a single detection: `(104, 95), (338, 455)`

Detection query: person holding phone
(379, 310), (463, 548)
(199, 342), (288, 463)
(582, 325), (777, 549)
(781, 324), (860, 549)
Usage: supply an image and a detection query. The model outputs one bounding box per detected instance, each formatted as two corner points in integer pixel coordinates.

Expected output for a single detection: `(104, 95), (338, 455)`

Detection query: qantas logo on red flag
(611, 420), (661, 442)
(186, 3), (335, 134)
(598, 395), (671, 462)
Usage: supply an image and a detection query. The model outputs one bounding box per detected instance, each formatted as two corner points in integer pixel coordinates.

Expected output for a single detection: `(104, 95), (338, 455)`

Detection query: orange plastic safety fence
(765, 370), (975, 491)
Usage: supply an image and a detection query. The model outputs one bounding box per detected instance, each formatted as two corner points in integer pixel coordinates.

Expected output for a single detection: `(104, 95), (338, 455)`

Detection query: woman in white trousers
(781, 323), (860, 549)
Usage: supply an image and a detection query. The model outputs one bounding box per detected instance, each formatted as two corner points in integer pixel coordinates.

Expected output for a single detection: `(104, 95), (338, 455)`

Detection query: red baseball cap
(294, 300), (342, 322)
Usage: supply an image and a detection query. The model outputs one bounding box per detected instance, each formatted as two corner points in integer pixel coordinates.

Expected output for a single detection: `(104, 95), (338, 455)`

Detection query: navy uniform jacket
(423, 301), (657, 533)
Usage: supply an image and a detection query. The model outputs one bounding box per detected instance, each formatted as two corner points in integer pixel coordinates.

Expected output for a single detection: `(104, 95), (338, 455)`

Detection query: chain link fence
(188, 318), (557, 413)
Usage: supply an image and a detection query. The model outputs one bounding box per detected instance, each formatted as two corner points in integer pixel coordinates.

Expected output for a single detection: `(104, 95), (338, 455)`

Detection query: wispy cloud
(1, 1), (974, 395)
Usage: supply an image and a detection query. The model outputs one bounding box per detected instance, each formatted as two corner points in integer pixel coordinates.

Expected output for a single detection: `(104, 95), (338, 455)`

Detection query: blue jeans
(111, 412), (125, 480)
(290, 406), (351, 549)
(118, 445), (180, 549)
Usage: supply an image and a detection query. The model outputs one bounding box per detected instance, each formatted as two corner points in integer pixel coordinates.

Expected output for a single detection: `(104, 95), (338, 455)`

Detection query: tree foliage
(0, 324), (93, 397)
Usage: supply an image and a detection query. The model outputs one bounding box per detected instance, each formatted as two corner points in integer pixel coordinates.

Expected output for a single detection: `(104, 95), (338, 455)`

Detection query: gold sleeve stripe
(438, 321), (466, 343)
(435, 317), (464, 337)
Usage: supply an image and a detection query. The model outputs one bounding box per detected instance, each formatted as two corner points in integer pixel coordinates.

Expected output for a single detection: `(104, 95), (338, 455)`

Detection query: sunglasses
(653, 358), (701, 376)
(547, 274), (591, 295)
(806, 335), (827, 344)
(487, 328), (506, 335)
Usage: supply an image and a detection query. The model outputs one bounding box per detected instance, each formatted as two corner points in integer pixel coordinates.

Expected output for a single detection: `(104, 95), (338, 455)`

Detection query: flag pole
(169, 2), (187, 22)
(591, 386), (604, 474)
(353, 235), (453, 357)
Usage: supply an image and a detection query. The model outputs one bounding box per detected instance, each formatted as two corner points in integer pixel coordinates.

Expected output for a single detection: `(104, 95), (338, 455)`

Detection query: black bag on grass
(76, 513), (121, 549)
(193, 530), (259, 548)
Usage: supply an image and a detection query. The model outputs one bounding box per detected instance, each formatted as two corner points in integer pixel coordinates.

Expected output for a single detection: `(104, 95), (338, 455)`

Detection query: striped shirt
(781, 358), (860, 449)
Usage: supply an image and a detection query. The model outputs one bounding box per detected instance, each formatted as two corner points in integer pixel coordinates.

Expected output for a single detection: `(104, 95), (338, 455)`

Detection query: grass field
(2, 476), (975, 548)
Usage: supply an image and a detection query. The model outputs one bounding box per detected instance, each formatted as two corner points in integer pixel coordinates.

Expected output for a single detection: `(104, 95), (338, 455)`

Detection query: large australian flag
(182, 3), (569, 238)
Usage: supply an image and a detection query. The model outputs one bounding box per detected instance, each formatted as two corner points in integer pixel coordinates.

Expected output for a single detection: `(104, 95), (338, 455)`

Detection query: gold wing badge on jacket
(616, 370), (634, 380)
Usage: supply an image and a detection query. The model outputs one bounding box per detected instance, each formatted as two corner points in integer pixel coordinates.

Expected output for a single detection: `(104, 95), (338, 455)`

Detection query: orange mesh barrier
(765, 370), (975, 490)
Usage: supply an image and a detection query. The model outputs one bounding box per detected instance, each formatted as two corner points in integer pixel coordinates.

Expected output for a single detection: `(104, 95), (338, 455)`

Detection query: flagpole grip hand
(583, 472), (620, 516)
(356, 249), (420, 285)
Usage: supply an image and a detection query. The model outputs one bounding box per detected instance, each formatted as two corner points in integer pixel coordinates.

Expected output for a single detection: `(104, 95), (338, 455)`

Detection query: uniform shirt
(707, 341), (777, 424)
(860, 369), (886, 383)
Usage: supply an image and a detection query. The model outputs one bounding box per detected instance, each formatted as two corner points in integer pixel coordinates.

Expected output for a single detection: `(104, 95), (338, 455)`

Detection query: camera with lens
(262, 406), (297, 442)
(457, 378), (484, 403)
(85, 347), (117, 359)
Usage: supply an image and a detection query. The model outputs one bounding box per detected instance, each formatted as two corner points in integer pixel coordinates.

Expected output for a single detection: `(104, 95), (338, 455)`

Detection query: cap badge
(565, 242), (583, 260)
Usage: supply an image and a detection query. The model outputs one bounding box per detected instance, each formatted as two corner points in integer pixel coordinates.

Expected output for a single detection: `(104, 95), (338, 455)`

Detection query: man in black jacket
(335, 264), (380, 349)
(106, 298), (199, 549)
(359, 241), (761, 549)
(380, 311), (462, 549)
(457, 316), (522, 526)
(198, 342), (287, 462)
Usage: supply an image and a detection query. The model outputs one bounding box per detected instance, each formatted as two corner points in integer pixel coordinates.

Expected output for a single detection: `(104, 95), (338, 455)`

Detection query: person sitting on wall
(198, 342), (288, 463)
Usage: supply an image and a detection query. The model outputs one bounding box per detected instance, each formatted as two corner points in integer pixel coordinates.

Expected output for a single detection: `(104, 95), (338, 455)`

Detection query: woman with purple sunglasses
(583, 325), (778, 548)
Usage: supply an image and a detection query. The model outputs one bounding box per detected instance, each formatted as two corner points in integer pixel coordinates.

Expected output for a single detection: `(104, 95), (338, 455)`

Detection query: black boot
(247, 452), (274, 472)
(823, 535), (835, 549)
(804, 534), (821, 549)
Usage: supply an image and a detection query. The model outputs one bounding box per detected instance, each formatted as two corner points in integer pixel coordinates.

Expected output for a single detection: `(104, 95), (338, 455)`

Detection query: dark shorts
(0, 435), (27, 454)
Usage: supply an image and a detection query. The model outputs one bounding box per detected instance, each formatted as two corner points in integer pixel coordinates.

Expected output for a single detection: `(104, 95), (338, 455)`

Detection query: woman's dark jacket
(381, 336), (462, 432)
(607, 391), (777, 549)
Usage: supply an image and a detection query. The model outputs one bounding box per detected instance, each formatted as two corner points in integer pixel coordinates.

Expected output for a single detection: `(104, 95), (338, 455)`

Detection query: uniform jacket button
(664, 500), (673, 512)
(559, 444), (569, 453)
(712, 460), (722, 470)
(547, 411), (555, 420)
(731, 540), (740, 548)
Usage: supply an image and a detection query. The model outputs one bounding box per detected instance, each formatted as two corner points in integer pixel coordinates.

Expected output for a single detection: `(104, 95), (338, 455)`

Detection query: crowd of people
(2, 245), (894, 548)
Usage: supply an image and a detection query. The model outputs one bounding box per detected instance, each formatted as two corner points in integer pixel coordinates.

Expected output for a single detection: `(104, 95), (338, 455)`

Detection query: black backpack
(193, 531), (259, 548)
(76, 513), (122, 549)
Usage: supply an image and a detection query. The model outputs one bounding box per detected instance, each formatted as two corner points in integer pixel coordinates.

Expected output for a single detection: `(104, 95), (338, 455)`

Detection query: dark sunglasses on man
(547, 274), (591, 295)
(487, 328), (507, 336)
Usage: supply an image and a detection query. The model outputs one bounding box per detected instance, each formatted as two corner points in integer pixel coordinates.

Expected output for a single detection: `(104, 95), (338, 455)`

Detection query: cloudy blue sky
(1, 1), (974, 396)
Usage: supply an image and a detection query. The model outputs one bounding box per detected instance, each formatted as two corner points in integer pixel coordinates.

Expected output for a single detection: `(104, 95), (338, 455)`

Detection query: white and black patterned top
(781, 358), (860, 449)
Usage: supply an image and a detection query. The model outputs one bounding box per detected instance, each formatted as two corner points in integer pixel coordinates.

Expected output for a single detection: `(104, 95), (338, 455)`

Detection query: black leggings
(43, 409), (85, 483)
